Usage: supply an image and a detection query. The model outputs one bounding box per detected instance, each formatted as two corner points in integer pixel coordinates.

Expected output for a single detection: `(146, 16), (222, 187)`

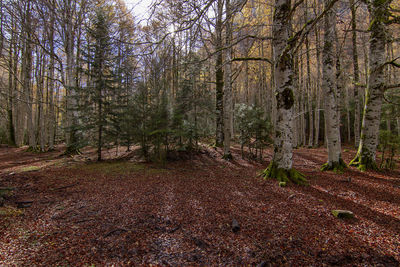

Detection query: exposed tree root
(261, 162), (308, 185)
(321, 158), (347, 173)
(26, 146), (41, 153)
(222, 153), (233, 160)
(349, 154), (378, 172)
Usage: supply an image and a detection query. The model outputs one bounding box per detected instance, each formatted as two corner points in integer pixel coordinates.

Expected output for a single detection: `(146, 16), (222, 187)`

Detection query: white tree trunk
(273, 3), (294, 169)
(350, 0), (389, 170)
(321, 0), (344, 170)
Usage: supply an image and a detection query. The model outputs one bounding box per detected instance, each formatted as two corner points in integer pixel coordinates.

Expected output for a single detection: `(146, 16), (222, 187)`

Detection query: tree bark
(223, 0), (233, 159)
(350, 0), (389, 171)
(321, 0), (345, 171)
(262, 0), (306, 184)
(314, 20), (321, 147)
(215, 0), (224, 147)
(23, 1), (36, 149)
(350, 0), (361, 148)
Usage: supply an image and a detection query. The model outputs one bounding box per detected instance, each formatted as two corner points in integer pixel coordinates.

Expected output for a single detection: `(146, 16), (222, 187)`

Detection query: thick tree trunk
(263, 0), (306, 184)
(321, 0), (345, 172)
(350, 0), (389, 171)
(223, 0), (233, 159)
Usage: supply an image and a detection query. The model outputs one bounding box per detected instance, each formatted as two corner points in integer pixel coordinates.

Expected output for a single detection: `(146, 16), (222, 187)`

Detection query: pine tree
(78, 4), (118, 161)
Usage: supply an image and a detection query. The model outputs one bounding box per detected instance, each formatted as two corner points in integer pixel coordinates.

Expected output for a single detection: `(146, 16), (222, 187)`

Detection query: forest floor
(0, 144), (400, 266)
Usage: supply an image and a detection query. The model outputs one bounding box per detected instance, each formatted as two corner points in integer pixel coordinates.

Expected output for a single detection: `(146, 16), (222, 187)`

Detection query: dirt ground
(0, 145), (399, 266)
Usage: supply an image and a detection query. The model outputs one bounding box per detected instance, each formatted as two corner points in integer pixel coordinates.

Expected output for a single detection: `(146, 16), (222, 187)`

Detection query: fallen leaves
(0, 145), (399, 265)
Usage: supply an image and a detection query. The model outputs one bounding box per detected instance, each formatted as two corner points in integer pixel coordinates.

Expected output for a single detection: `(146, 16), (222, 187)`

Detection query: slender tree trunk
(215, 0), (224, 147)
(63, 0), (79, 154)
(314, 22), (321, 147)
(321, 0), (345, 171)
(7, 21), (16, 146)
(304, 1), (313, 148)
(47, 3), (56, 150)
(350, 0), (389, 171)
(350, 0), (361, 147)
(223, 0), (233, 159)
(23, 1), (36, 149)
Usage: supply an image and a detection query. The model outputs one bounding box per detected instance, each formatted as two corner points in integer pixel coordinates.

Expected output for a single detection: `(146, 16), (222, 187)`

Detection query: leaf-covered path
(0, 145), (399, 266)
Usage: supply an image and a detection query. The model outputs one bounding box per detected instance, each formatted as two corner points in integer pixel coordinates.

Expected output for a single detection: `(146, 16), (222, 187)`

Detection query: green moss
(279, 181), (287, 187)
(321, 158), (347, 173)
(0, 206), (24, 217)
(17, 166), (41, 173)
(262, 162), (308, 185)
(331, 210), (354, 219)
(349, 154), (378, 171)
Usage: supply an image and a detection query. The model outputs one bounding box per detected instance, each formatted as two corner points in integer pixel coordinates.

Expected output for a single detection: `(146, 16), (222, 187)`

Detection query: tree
(223, 0), (233, 159)
(320, 0), (346, 172)
(262, 0), (306, 184)
(79, 4), (117, 161)
(350, 0), (392, 171)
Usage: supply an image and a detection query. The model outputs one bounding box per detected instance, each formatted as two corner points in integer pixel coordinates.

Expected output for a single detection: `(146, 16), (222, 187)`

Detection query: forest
(0, 0), (400, 265)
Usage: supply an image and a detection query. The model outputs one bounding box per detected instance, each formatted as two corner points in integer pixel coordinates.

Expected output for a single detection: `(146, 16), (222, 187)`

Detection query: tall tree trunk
(7, 20), (16, 146)
(314, 22), (321, 147)
(262, 0), (306, 184)
(62, 0), (79, 154)
(350, 0), (361, 147)
(223, 0), (233, 159)
(215, 0), (224, 147)
(350, 0), (389, 171)
(305, 1), (313, 148)
(321, 0), (345, 171)
(47, 2), (56, 150)
(23, 1), (36, 149)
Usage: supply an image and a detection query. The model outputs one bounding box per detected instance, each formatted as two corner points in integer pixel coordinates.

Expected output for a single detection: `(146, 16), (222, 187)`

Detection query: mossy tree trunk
(321, 0), (345, 172)
(263, 0), (306, 184)
(350, 0), (390, 171)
